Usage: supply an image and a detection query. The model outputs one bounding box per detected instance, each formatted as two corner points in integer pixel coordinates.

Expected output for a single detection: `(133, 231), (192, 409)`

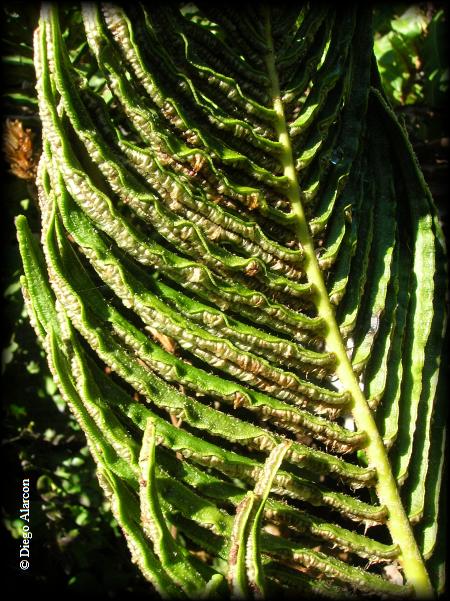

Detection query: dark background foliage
(1, 3), (448, 598)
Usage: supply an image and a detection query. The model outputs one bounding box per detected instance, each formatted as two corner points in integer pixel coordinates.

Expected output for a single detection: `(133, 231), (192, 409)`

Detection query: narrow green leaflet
(139, 419), (222, 598)
(228, 442), (290, 599)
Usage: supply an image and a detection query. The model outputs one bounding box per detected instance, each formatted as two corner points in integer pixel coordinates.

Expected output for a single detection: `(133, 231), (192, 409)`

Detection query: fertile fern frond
(16, 3), (447, 598)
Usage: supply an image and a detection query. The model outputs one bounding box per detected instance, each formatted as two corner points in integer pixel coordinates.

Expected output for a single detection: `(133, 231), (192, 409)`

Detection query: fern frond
(17, 3), (446, 598)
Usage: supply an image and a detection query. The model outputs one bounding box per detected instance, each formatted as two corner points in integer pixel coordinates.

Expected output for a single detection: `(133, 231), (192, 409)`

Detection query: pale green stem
(263, 8), (433, 598)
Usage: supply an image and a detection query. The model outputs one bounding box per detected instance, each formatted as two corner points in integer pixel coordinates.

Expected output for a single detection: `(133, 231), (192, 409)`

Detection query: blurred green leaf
(422, 9), (448, 106)
(4, 279), (22, 297)
(374, 5), (448, 108)
(391, 6), (427, 37)
(26, 360), (40, 374)
(9, 403), (27, 418)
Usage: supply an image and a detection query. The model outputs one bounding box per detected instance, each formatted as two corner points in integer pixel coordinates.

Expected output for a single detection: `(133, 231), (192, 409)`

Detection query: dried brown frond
(3, 118), (39, 180)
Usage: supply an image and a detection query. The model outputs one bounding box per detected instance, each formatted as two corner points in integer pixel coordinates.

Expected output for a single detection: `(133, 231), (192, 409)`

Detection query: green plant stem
(263, 7), (433, 598)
